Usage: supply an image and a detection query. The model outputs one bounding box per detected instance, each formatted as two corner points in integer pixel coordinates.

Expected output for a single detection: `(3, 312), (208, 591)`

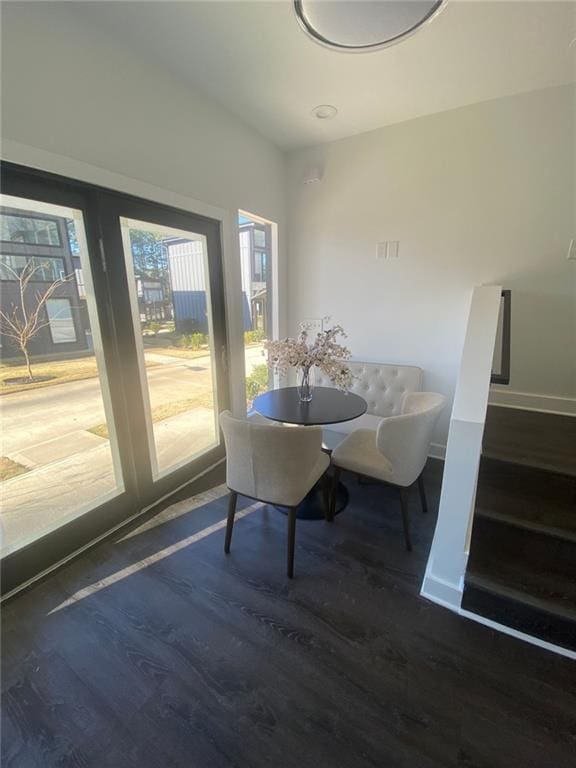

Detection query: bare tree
(0, 260), (73, 382)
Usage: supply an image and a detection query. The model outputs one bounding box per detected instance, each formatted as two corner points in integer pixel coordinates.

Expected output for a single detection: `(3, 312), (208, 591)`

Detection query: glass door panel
(120, 217), (220, 479)
(1, 163), (229, 595)
(0, 195), (123, 557)
(238, 212), (276, 409)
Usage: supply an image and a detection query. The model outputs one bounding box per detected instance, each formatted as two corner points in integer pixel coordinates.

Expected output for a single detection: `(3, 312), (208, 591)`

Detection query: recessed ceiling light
(295, 0), (445, 52)
(312, 104), (338, 120)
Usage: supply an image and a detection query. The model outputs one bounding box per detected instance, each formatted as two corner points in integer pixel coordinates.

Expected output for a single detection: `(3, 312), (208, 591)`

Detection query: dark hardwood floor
(3, 462), (576, 768)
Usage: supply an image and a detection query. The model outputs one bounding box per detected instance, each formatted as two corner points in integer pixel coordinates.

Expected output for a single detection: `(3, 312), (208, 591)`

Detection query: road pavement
(1, 344), (265, 457)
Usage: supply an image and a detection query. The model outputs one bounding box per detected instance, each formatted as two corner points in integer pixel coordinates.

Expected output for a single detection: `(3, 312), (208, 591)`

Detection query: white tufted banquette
(315, 361), (423, 434)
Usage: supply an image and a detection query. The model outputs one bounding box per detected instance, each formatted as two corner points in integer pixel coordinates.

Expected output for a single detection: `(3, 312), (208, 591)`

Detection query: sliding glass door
(1, 164), (229, 593)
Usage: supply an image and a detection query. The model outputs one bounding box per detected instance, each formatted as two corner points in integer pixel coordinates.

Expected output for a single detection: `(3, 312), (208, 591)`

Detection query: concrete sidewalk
(1, 406), (217, 556)
(1, 344), (264, 555)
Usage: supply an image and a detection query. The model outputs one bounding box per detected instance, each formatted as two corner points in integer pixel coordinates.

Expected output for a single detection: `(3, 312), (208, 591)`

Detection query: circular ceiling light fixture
(312, 104), (338, 120)
(294, 0), (445, 52)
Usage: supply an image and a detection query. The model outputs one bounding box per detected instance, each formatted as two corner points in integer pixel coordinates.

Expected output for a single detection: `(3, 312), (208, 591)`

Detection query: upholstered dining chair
(219, 411), (330, 577)
(329, 393), (446, 551)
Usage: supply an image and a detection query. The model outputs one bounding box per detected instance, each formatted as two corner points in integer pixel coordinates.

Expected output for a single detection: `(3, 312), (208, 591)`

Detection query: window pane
(239, 214), (275, 409)
(120, 217), (220, 479)
(0, 195), (123, 557)
(253, 228), (266, 248)
(1, 213), (61, 246)
(47, 298), (77, 343)
(0, 254), (65, 281)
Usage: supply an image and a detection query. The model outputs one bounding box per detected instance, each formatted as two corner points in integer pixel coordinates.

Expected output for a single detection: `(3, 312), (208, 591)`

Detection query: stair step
(477, 456), (576, 536)
(466, 406), (576, 649)
(476, 507), (576, 543)
(468, 515), (576, 600)
(483, 406), (576, 477)
(463, 572), (576, 651)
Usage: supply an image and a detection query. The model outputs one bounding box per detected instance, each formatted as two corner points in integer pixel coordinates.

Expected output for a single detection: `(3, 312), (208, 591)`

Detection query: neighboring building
(0, 207), (273, 360)
(0, 207), (89, 359)
(238, 218), (272, 334)
(166, 239), (210, 334)
(135, 274), (172, 324)
(165, 221), (272, 335)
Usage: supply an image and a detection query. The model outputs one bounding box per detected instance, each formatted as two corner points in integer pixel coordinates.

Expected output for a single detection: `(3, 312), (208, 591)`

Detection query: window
(238, 213), (276, 410)
(144, 288), (164, 303)
(46, 298), (77, 344)
(0, 254), (65, 281)
(1, 172), (228, 594)
(253, 228), (266, 248)
(253, 251), (266, 282)
(1, 213), (61, 246)
(74, 268), (86, 298)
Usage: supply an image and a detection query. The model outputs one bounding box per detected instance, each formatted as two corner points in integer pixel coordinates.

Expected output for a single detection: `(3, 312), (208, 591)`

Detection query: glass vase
(297, 365), (315, 403)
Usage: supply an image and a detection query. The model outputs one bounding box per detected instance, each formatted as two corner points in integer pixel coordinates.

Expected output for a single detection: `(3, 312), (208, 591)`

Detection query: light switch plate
(376, 241), (400, 259)
(567, 238), (576, 261)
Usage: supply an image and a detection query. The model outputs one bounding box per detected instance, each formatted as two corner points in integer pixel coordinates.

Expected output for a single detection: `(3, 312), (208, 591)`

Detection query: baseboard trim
(489, 389), (576, 416)
(420, 570), (463, 612)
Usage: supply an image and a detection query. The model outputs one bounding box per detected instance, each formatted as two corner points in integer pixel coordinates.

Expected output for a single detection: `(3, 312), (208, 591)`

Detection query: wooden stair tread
(481, 449), (576, 477)
(477, 455), (576, 535)
(464, 570), (576, 625)
(483, 406), (576, 477)
(474, 505), (576, 542)
(467, 543), (576, 613)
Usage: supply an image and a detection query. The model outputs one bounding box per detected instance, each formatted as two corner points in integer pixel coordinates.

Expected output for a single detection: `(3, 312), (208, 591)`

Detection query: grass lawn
(88, 392), (214, 439)
(0, 352), (185, 396)
(0, 456), (30, 482)
(0, 357), (103, 395)
(1, 342), (261, 396)
(0, 345), (215, 396)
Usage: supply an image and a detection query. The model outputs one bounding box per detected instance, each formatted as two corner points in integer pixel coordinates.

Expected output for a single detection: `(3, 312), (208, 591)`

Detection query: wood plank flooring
(3, 463), (576, 768)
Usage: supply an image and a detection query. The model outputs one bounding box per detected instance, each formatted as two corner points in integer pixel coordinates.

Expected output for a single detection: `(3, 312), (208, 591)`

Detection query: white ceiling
(24, 1), (576, 149)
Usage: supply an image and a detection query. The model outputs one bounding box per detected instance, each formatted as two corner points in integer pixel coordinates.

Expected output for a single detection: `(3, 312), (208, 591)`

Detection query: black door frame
(1, 162), (230, 595)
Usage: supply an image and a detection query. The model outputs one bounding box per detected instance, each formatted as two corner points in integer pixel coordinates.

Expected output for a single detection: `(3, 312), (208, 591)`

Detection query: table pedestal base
(275, 476), (348, 520)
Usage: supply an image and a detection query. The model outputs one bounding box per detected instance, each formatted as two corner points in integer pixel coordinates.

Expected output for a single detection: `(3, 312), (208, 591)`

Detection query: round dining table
(252, 386), (367, 519)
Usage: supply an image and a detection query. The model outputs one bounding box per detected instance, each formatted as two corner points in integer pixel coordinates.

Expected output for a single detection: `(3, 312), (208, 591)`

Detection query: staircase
(462, 405), (576, 651)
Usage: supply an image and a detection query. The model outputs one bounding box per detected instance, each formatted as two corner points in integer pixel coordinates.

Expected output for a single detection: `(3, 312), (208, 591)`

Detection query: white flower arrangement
(264, 320), (354, 391)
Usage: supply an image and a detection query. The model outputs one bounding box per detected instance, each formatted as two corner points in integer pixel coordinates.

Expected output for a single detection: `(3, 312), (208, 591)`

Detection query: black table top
(253, 386), (367, 426)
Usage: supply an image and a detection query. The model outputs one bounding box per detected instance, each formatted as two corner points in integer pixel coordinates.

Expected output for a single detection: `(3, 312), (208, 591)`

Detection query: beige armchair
(330, 393), (446, 550)
(219, 411), (330, 577)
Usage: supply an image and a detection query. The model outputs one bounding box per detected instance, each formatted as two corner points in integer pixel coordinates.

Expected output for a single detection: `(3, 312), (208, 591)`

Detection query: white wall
(286, 85), (576, 442)
(1, 4), (285, 226)
(2, 3), (574, 437)
(0, 3), (287, 417)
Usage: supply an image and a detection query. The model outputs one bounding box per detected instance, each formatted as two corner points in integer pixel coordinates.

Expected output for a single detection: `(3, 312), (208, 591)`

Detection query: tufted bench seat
(316, 361), (423, 437)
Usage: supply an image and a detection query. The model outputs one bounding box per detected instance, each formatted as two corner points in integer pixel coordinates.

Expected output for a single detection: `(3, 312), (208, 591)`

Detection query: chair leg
(417, 474), (428, 514)
(399, 487), (412, 552)
(328, 466), (341, 522)
(287, 507), (297, 578)
(224, 491), (238, 553)
(322, 473), (331, 521)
